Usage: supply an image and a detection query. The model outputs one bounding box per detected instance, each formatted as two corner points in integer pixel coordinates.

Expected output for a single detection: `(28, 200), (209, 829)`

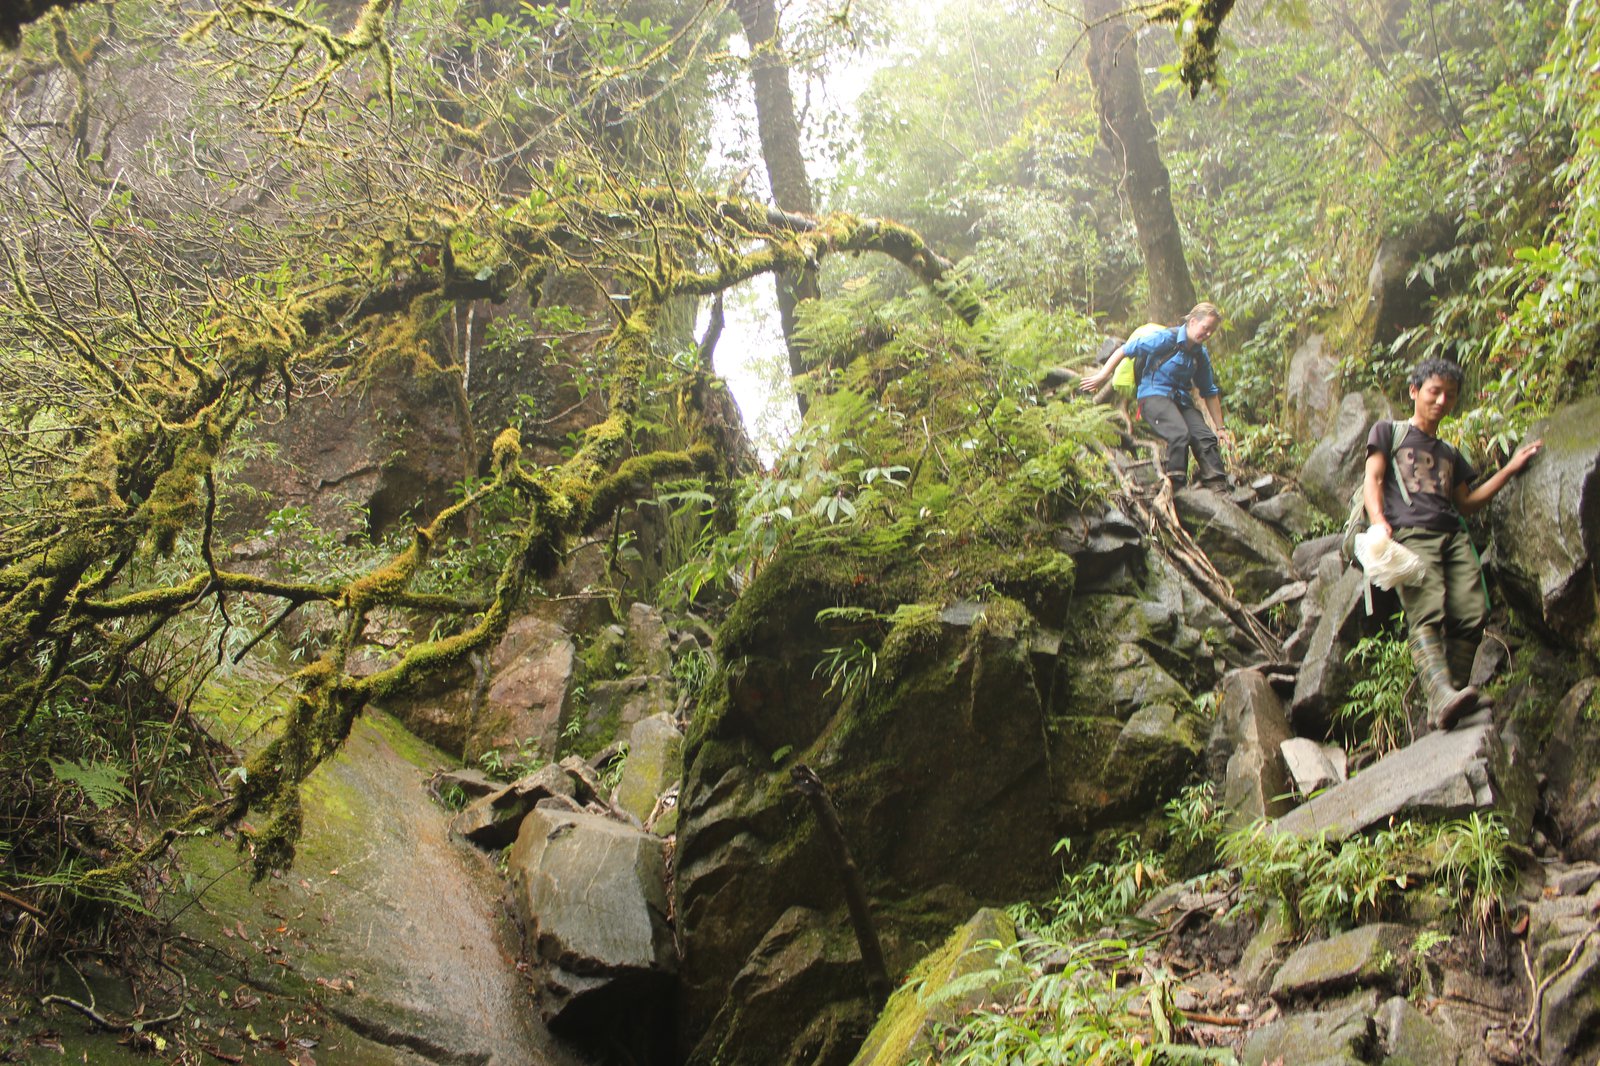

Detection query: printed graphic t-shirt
(1367, 419), (1477, 532)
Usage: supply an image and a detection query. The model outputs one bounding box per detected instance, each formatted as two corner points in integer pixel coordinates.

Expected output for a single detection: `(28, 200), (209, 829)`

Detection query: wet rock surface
(169, 712), (578, 1066)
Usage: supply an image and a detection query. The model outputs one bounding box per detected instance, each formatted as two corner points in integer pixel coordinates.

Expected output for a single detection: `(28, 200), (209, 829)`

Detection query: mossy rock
(849, 908), (1023, 1066)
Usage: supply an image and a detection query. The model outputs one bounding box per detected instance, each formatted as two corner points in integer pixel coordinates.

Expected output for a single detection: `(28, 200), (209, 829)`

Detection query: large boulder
(166, 712), (572, 1066)
(227, 355), (470, 541)
(677, 599), (1060, 1066)
(1290, 562), (1371, 736)
(1269, 924), (1412, 1001)
(1365, 219), (1456, 350)
(468, 615), (576, 763)
(1207, 668), (1294, 824)
(1051, 504), (1145, 593)
(1537, 677), (1600, 859)
(506, 808), (676, 1052)
(1251, 489), (1330, 542)
(612, 713), (684, 831)
(1488, 396), (1600, 649)
(451, 762), (578, 849)
(1173, 488), (1297, 603)
(1300, 391), (1392, 517)
(1242, 996), (1379, 1066)
(849, 909), (1022, 1066)
(372, 613), (575, 762)
(1527, 877), (1600, 1064)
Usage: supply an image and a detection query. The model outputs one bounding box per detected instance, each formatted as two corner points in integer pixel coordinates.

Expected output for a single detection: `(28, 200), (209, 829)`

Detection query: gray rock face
(1488, 396), (1600, 649)
(1251, 488), (1330, 541)
(173, 713), (581, 1066)
(227, 357), (469, 542)
(612, 713), (683, 831)
(1174, 487), (1297, 603)
(1286, 333), (1341, 440)
(1269, 924), (1411, 1001)
(1527, 879), (1600, 1064)
(1290, 563), (1370, 736)
(1207, 668), (1294, 824)
(470, 615), (575, 764)
(1540, 678), (1600, 861)
(507, 808), (677, 1041)
(1275, 711), (1535, 841)
(1301, 392), (1392, 517)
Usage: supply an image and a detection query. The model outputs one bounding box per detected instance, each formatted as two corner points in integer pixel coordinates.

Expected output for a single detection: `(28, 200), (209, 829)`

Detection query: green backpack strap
(1389, 420), (1411, 507)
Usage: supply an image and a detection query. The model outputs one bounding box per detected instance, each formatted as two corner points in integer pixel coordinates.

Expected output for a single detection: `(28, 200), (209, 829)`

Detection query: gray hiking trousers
(1139, 395), (1225, 485)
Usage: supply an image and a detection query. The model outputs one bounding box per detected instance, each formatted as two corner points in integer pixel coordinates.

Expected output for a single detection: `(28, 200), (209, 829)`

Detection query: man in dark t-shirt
(1363, 358), (1543, 730)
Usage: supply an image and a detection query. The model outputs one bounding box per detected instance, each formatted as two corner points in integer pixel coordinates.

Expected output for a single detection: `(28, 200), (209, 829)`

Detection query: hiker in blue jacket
(1080, 302), (1230, 490)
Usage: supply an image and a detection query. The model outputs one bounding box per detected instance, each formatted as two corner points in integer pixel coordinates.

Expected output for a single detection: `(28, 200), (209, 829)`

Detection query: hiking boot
(1201, 475), (1230, 491)
(1447, 636), (1494, 711)
(1410, 624), (1479, 731)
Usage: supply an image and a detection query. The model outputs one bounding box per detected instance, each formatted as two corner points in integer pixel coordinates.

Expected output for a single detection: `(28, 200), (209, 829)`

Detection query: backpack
(1339, 419), (1411, 565)
(1110, 323), (1169, 395)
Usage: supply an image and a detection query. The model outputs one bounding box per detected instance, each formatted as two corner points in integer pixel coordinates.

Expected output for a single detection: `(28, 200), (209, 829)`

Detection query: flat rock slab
(1275, 711), (1533, 841)
(1270, 924), (1410, 1001)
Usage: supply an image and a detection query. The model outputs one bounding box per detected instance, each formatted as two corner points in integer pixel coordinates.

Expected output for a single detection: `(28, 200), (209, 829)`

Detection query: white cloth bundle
(1353, 528), (1428, 590)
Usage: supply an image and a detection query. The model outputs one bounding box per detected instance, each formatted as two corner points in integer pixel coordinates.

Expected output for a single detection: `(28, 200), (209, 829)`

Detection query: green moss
(877, 604), (942, 679)
(851, 908), (1022, 1066)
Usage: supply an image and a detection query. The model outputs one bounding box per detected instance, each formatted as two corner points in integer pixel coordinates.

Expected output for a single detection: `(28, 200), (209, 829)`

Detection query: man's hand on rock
(1507, 439), (1544, 474)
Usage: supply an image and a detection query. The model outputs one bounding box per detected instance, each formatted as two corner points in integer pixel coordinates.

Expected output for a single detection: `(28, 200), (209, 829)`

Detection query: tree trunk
(1084, 0), (1196, 324)
(734, 0), (821, 411)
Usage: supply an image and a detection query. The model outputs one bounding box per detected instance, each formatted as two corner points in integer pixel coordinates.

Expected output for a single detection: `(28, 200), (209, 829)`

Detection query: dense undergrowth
(916, 785), (1516, 1065)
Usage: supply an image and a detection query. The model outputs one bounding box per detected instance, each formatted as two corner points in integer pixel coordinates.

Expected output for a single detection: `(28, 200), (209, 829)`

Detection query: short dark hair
(1408, 357), (1464, 389)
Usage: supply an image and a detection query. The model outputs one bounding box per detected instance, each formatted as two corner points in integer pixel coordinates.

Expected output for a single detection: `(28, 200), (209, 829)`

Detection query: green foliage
(1338, 626), (1416, 758)
(48, 758), (134, 812)
(671, 644), (714, 703)
(660, 290), (1115, 614)
(812, 638), (878, 702)
(476, 738), (544, 783)
(1016, 836), (1169, 940)
(1164, 782), (1226, 851)
(934, 935), (1235, 1066)
(1220, 815), (1514, 937)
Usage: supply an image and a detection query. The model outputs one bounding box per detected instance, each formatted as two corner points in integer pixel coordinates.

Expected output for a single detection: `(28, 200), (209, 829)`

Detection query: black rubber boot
(1410, 624), (1478, 731)
(1447, 636), (1494, 711)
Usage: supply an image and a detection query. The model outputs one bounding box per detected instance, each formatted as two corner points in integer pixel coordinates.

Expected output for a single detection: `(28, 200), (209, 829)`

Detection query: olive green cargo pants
(1393, 527), (1489, 640)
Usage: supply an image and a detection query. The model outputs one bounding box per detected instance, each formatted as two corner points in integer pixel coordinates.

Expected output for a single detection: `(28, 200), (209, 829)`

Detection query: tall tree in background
(1084, 0), (1196, 323)
(734, 0), (822, 410)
